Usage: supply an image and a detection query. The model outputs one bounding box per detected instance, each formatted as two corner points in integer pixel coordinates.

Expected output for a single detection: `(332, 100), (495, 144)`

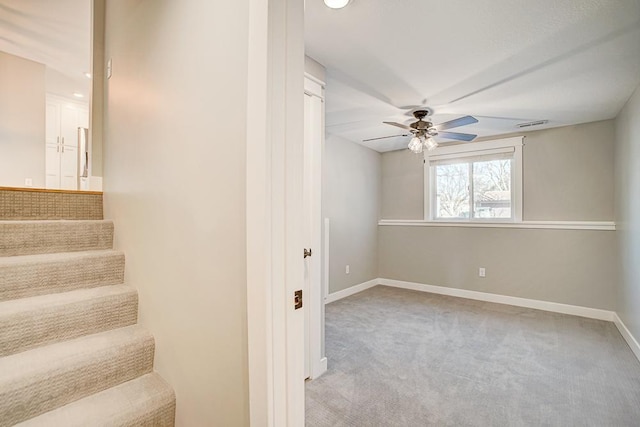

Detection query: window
(425, 137), (523, 222)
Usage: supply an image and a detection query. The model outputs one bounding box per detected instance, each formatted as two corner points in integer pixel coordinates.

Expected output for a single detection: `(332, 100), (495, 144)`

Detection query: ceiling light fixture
(408, 136), (424, 154)
(424, 137), (438, 151)
(324, 0), (350, 9)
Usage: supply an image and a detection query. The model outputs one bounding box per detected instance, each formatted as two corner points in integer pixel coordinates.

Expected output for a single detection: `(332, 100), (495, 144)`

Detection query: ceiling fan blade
(438, 131), (477, 142)
(363, 134), (410, 142)
(434, 115), (478, 131)
(383, 121), (414, 131)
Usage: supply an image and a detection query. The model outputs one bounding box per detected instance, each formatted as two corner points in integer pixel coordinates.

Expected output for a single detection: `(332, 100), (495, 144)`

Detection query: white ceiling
(305, 0), (640, 152)
(0, 0), (91, 98)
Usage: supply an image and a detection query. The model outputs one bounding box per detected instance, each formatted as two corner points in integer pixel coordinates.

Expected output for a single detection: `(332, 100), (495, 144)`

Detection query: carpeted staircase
(0, 192), (175, 426)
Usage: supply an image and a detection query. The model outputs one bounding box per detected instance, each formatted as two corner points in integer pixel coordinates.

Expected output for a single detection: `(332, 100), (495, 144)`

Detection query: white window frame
(423, 136), (523, 222)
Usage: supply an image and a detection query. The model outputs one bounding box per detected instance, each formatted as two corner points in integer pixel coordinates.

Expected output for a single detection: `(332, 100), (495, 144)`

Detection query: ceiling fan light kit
(324, 0), (350, 9)
(380, 109), (479, 154)
(408, 136), (424, 154)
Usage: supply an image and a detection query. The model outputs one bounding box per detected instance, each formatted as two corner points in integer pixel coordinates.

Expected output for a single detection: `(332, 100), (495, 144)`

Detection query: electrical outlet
(479, 267), (486, 278)
(346, 265), (350, 274)
(24, 178), (33, 187)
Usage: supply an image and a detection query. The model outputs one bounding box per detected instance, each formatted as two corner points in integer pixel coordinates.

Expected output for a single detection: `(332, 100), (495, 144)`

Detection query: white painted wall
(102, 1), (250, 425)
(0, 51), (45, 188)
(324, 134), (381, 294)
(615, 85), (640, 346)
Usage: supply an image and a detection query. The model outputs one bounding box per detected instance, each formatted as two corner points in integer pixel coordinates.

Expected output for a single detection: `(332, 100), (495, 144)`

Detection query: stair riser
(0, 252), (125, 301)
(0, 335), (155, 426)
(0, 221), (114, 256)
(0, 290), (138, 357)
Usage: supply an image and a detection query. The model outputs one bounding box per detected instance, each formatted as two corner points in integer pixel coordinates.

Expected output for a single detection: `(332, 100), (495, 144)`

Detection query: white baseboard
(613, 313), (640, 362)
(325, 277), (638, 363)
(325, 279), (378, 304)
(379, 278), (616, 322)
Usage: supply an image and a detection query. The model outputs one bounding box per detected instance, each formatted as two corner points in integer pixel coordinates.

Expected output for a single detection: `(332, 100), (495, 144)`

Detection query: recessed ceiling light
(73, 92), (84, 98)
(84, 72), (92, 79)
(324, 0), (350, 9)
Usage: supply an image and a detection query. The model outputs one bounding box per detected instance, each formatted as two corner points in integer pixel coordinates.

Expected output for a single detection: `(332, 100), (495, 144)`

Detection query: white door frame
(246, 0), (305, 425)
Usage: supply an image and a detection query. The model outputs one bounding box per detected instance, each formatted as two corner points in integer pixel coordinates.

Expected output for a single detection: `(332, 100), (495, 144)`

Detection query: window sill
(378, 219), (616, 231)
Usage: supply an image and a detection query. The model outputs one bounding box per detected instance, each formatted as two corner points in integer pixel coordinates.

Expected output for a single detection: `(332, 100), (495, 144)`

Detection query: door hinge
(294, 289), (303, 310)
(304, 248), (312, 258)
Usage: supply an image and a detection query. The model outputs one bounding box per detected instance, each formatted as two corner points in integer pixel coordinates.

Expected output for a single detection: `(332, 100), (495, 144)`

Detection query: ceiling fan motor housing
(410, 110), (434, 135)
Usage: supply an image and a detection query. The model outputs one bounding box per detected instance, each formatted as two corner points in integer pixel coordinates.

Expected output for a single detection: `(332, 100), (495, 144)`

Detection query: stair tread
(0, 249), (124, 266)
(0, 325), (152, 383)
(16, 373), (175, 427)
(0, 284), (137, 357)
(0, 284), (133, 315)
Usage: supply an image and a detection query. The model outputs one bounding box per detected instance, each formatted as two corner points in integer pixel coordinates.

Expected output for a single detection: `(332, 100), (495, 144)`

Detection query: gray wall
(381, 120), (616, 221)
(325, 135), (381, 293)
(523, 121), (614, 221)
(615, 85), (640, 342)
(379, 226), (617, 310)
(103, 1), (249, 425)
(381, 148), (423, 219)
(377, 121), (617, 310)
(0, 51), (45, 188)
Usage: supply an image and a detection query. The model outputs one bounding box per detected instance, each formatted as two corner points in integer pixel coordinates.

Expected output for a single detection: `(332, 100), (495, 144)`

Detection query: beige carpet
(306, 285), (640, 426)
(0, 219), (175, 426)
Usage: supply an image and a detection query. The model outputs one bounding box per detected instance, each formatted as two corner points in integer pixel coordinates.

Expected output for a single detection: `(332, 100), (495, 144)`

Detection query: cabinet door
(60, 144), (78, 190)
(45, 144), (61, 189)
(45, 102), (61, 188)
(60, 106), (80, 189)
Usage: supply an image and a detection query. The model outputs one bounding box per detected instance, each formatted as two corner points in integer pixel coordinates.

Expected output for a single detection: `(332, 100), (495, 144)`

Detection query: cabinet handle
(57, 137), (60, 152)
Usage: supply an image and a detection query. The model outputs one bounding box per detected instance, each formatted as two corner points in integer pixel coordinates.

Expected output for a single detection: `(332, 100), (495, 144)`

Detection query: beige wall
(103, 1), (249, 425)
(0, 51), (45, 188)
(379, 226), (617, 310)
(90, 0), (104, 178)
(376, 121), (617, 310)
(324, 135), (381, 293)
(615, 85), (640, 343)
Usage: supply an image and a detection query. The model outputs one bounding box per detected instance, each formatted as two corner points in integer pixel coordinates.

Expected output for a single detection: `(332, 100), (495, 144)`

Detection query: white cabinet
(45, 96), (89, 190)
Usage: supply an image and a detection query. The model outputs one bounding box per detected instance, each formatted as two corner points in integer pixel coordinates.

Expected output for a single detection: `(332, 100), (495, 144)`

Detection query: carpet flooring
(306, 286), (640, 426)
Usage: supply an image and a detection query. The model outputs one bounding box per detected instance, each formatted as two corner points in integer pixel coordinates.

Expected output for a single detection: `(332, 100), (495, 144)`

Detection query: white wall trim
(613, 313), (640, 363)
(378, 278), (615, 321)
(325, 279), (378, 304)
(378, 219), (616, 231)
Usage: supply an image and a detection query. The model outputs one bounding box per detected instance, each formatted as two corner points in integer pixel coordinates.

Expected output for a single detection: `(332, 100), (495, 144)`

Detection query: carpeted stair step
(0, 220), (114, 256)
(0, 285), (138, 357)
(0, 249), (125, 301)
(0, 325), (155, 426)
(15, 373), (176, 427)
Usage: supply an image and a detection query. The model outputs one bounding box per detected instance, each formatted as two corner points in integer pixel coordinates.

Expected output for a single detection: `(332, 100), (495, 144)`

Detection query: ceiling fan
(364, 110), (479, 153)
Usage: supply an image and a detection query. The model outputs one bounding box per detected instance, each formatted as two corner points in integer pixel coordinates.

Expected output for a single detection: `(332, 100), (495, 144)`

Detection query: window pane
(435, 163), (470, 218)
(473, 159), (511, 218)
